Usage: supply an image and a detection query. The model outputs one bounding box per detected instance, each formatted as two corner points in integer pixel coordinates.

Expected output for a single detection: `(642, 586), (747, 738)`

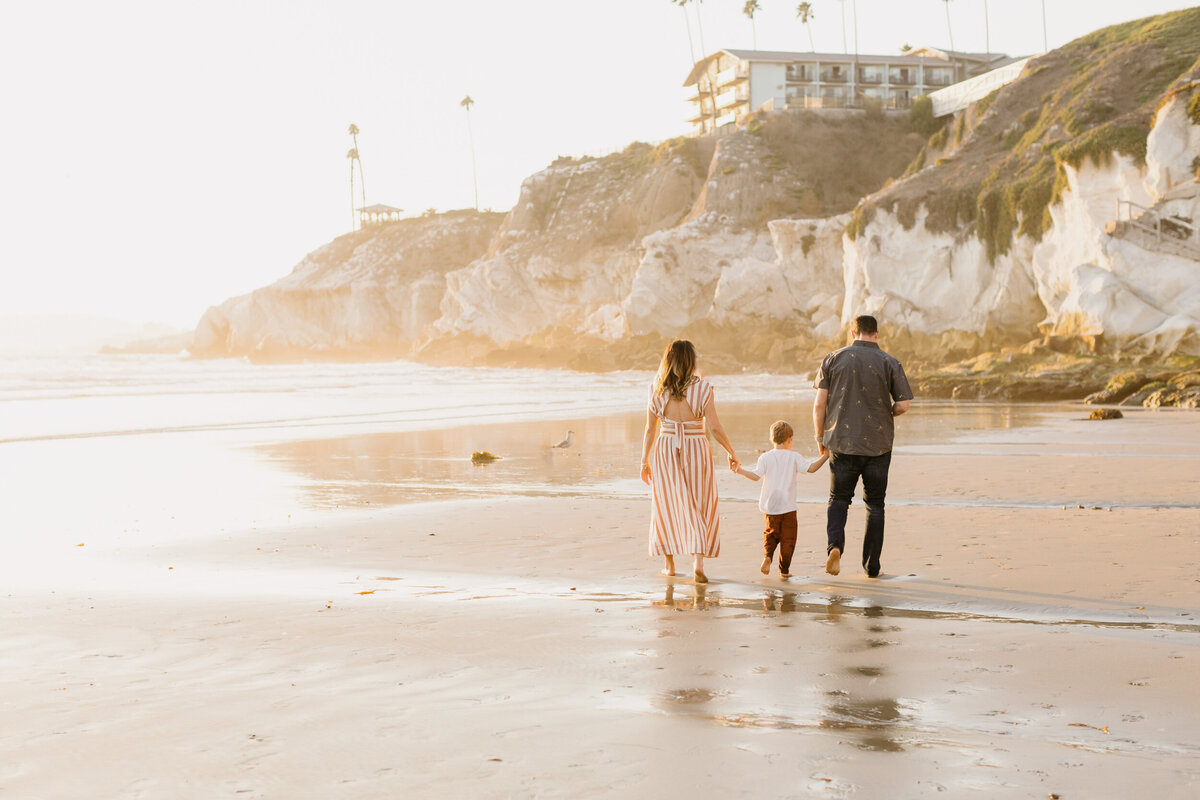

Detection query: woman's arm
(703, 395), (740, 471)
(640, 407), (658, 485)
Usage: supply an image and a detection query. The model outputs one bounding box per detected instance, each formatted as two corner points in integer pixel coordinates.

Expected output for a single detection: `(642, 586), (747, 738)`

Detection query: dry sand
(2, 403), (1198, 798)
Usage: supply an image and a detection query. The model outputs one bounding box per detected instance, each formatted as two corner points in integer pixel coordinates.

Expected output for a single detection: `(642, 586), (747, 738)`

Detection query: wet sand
(2, 403), (1199, 797)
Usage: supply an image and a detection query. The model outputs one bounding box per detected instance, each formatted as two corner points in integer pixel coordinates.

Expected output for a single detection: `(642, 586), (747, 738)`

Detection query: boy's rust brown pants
(763, 510), (798, 574)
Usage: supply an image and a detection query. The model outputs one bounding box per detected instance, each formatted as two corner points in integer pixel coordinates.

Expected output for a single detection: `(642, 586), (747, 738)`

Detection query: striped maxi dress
(647, 377), (720, 557)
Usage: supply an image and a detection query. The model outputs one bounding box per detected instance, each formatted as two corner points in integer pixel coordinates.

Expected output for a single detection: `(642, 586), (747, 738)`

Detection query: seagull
(552, 430), (574, 449)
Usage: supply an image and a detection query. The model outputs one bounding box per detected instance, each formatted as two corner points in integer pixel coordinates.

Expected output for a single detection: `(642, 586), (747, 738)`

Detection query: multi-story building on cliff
(684, 47), (1017, 133)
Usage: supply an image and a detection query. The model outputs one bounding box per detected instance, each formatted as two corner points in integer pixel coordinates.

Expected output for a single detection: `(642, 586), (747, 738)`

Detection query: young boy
(733, 420), (828, 578)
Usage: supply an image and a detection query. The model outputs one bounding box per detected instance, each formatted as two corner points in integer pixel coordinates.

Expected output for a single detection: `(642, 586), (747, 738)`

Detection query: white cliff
(192, 13), (1200, 368)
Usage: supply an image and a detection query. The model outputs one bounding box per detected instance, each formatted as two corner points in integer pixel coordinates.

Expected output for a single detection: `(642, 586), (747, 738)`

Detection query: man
(812, 315), (913, 578)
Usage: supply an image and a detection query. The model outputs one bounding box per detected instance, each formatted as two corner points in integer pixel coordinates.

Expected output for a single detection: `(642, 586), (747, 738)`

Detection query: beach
(1, 357), (1198, 798)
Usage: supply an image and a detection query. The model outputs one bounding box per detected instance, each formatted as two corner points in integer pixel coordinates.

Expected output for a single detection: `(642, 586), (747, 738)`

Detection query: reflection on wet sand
(254, 401), (1051, 511)
(818, 696), (912, 752)
(649, 586), (920, 751)
(255, 414), (648, 508)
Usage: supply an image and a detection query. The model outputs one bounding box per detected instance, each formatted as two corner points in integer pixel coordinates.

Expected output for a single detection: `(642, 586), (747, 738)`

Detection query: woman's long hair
(654, 340), (697, 400)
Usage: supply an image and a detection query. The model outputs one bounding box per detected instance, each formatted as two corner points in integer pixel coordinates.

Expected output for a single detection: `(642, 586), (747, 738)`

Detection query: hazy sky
(3, 0), (1197, 329)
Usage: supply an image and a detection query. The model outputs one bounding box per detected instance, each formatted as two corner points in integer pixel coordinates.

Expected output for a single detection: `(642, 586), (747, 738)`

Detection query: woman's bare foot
(661, 555), (675, 577)
(760, 557), (771, 575)
(693, 570), (708, 584)
(660, 568), (675, 577)
(693, 555), (707, 583)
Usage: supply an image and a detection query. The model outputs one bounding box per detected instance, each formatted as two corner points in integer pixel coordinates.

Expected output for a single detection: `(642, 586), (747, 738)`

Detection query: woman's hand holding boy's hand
(727, 455), (741, 473)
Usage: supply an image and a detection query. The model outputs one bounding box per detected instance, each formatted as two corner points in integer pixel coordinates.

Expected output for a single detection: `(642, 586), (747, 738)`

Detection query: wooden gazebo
(358, 203), (404, 227)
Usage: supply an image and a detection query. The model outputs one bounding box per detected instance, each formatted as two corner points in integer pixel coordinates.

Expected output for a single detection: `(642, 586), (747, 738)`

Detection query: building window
(858, 65), (885, 84)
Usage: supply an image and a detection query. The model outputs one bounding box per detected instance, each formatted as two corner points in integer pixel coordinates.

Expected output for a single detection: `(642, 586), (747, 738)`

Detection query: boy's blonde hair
(770, 420), (793, 445)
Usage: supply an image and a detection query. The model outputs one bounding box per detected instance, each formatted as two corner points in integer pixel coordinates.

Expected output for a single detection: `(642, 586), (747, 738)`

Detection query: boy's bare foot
(825, 548), (841, 576)
(760, 557), (771, 575)
(693, 570), (708, 584)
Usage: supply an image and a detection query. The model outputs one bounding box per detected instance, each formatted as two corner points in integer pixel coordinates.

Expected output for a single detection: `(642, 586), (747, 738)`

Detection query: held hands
(727, 454), (741, 473)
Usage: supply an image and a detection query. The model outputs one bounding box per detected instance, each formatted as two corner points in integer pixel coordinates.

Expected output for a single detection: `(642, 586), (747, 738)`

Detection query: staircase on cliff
(1107, 184), (1200, 260)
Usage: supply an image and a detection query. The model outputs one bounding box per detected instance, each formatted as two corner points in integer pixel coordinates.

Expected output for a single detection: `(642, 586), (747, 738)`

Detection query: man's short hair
(853, 315), (878, 336)
(770, 420), (793, 444)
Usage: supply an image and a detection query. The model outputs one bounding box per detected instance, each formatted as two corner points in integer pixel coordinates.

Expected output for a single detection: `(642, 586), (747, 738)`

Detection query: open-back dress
(647, 377), (720, 557)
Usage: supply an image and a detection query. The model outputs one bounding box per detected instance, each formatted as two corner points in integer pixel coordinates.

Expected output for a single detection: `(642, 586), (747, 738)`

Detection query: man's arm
(892, 399), (910, 416)
(813, 388), (829, 456)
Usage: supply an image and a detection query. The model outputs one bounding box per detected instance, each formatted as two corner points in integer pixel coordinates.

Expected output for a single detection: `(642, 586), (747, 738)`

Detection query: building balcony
(786, 67), (814, 82)
(715, 65), (750, 88)
(820, 72), (849, 83)
(889, 71), (917, 85)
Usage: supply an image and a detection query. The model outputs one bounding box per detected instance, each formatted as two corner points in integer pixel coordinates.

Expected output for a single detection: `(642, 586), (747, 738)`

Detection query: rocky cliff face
(192, 210), (504, 360)
(196, 116), (919, 368)
(194, 10), (1200, 374)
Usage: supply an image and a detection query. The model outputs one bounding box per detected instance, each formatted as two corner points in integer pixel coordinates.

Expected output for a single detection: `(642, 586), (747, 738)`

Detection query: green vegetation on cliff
(849, 7), (1200, 262)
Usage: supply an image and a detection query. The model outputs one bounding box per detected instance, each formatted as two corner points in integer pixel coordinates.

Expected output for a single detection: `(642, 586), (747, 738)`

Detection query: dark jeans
(826, 451), (892, 575)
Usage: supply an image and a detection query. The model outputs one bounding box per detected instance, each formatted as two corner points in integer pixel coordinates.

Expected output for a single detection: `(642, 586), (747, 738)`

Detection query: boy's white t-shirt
(747, 448), (813, 515)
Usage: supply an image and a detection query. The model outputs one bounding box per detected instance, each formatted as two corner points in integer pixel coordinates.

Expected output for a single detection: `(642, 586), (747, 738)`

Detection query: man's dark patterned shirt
(815, 340), (914, 456)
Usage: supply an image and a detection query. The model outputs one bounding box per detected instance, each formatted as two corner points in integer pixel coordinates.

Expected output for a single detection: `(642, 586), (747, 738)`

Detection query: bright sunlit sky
(2, 0), (1197, 329)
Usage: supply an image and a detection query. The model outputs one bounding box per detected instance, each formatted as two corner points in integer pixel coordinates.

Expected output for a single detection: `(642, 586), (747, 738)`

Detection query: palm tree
(982, 0), (991, 65)
(346, 148), (358, 231)
(671, 0), (697, 63)
(1040, 0), (1048, 51)
(460, 96), (479, 211)
(837, 0), (848, 55)
(942, 0), (960, 81)
(348, 123), (365, 215)
(743, 1), (760, 49)
(796, 2), (815, 51)
(673, 0), (717, 133)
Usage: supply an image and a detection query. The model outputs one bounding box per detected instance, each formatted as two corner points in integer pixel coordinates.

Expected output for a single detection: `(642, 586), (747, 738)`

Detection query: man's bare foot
(825, 548), (841, 576)
(693, 570), (708, 584)
(760, 557), (771, 575)
(780, 571), (792, 578)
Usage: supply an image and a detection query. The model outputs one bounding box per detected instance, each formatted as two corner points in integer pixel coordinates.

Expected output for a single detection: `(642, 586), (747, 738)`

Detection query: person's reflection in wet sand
(817, 604), (911, 751)
(762, 589), (799, 614)
(653, 581), (709, 610)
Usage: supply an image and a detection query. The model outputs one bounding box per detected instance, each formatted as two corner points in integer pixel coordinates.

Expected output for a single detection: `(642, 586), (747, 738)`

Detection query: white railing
(1117, 199), (1196, 243)
(929, 57), (1032, 117)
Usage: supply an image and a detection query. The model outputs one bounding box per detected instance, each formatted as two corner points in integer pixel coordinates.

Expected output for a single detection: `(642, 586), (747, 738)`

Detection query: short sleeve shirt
(747, 449), (813, 515)
(815, 340), (913, 456)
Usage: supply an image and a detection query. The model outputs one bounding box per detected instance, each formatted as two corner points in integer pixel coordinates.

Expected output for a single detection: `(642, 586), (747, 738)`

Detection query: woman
(640, 340), (740, 583)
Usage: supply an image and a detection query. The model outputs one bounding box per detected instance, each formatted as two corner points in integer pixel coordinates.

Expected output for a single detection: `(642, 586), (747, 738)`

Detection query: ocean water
(3, 354), (1197, 593)
(0, 354), (817, 555)
(0, 354), (815, 443)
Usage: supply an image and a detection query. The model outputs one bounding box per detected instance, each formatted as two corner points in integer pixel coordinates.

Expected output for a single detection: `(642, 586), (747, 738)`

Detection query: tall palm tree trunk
(350, 129), (365, 210)
(943, 0), (959, 81)
(983, 0), (991, 61)
(466, 110), (479, 211)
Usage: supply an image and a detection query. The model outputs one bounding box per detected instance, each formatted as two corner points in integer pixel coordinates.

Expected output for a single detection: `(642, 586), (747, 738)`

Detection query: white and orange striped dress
(647, 377), (720, 557)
